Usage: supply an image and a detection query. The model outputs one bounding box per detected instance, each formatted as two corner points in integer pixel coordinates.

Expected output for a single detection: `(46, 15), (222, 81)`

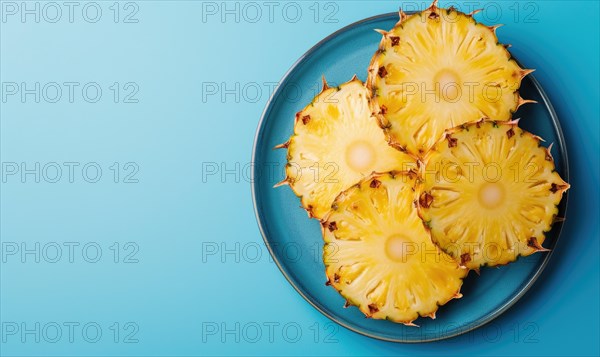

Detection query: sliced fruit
(322, 172), (466, 325)
(276, 78), (415, 219)
(418, 119), (569, 269)
(367, 1), (533, 156)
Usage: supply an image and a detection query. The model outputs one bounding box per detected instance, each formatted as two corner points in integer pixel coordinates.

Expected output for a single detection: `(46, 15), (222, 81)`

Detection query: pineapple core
(345, 140), (376, 172)
(433, 68), (461, 102)
(478, 182), (506, 210)
(385, 235), (410, 262)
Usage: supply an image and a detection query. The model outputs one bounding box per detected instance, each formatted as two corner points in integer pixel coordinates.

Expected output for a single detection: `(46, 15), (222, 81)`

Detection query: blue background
(0, 0), (598, 356)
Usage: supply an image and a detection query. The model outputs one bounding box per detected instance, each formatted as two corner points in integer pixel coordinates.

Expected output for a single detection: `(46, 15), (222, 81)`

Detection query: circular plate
(251, 13), (569, 343)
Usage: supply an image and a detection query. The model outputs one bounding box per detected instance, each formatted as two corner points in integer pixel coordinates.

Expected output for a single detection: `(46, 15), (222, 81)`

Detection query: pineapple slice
(418, 119), (569, 270)
(276, 78), (415, 219)
(322, 172), (466, 325)
(367, 1), (533, 156)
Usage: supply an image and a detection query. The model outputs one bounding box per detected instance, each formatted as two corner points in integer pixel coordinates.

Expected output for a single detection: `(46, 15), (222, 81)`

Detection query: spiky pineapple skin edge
(321, 171), (467, 326)
(416, 119), (570, 270)
(366, 2), (534, 157)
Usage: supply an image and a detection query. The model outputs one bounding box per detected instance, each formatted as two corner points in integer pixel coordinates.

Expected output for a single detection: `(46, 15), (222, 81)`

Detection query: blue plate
(251, 13), (569, 343)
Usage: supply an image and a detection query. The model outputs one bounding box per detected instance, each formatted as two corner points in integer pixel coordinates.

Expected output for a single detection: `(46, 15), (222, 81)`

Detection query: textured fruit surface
(278, 79), (414, 219)
(322, 172), (466, 325)
(418, 120), (569, 269)
(367, 1), (532, 156)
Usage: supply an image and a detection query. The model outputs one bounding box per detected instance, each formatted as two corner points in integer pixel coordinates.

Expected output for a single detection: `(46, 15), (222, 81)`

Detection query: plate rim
(250, 11), (570, 343)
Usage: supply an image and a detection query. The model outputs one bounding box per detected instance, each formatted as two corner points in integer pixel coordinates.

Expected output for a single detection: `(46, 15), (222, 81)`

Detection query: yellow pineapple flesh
(322, 172), (466, 325)
(418, 120), (569, 269)
(277, 78), (415, 219)
(367, 1), (533, 156)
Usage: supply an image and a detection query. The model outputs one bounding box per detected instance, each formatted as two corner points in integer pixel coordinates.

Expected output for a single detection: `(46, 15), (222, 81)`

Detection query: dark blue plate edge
(250, 12), (570, 343)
